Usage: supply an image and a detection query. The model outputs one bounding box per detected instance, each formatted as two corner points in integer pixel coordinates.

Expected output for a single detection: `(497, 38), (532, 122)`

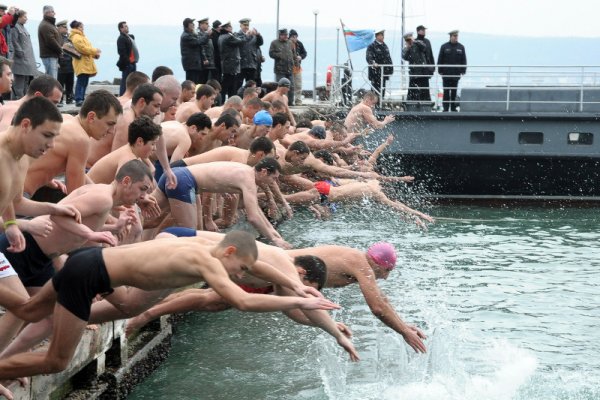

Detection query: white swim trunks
(0, 251), (18, 279)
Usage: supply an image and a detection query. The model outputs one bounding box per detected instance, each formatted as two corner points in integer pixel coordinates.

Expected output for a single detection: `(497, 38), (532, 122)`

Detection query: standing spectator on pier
(56, 19), (74, 105)
(218, 21), (248, 103)
(116, 21), (138, 96)
(38, 5), (61, 79)
(289, 29), (306, 106)
(197, 17), (215, 84)
(437, 29), (467, 112)
(255, 45), (265, 87)
(70, 20), (101, 107)
(366, 29), (393, 101)
(10, 10), (38, 99)
(415, 25), (435, 102)
(238, 18), (262, 88)
(269, 28), (294, 106)
(402, 32), (429, 104)
(180, 17), (203, 84)
(211, 20), (223, 83)
(0, 5), (15, 59)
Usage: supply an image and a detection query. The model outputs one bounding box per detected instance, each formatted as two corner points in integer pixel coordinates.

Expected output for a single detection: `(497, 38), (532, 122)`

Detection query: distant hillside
(23, 22), (600, 88)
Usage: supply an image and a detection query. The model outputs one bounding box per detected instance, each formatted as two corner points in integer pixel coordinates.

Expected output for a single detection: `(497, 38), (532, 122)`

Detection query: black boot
(66, 94), (74, 104)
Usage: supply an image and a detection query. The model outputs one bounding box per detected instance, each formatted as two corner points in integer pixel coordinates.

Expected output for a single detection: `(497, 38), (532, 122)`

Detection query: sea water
(128, 204), (600, 400)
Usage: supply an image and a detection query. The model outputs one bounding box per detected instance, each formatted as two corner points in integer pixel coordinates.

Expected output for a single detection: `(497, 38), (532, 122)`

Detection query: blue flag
(343, 27), (375, 52)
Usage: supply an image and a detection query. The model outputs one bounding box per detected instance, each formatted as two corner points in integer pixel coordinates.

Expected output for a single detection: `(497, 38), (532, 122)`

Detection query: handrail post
(505, 66), (512, 111)
(579, 66), (584, 112)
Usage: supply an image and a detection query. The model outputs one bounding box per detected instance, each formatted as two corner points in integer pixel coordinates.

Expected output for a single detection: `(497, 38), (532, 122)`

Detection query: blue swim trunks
(161, 227), (197, 237)
(157, 167), (197, 204)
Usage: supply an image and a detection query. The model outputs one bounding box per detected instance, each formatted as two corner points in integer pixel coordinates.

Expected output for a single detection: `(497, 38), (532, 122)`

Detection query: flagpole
(339, 19), (354, 71)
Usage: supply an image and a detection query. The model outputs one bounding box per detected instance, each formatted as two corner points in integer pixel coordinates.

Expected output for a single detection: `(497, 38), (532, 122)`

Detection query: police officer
(437, 29), (467, 111)
(366, 29), (393, 100)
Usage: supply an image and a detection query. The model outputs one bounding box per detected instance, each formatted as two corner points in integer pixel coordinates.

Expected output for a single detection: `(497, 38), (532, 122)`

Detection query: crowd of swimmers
(0, 54), (433, 399)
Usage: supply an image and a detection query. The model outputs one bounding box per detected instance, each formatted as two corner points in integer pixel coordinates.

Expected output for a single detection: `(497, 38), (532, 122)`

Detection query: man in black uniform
(366, 29), (393, 100)
(415, 25), (435, 102)
(402, 32), (429, 104)
(197, 17), (216, 84)
(437, 29), (467, 111)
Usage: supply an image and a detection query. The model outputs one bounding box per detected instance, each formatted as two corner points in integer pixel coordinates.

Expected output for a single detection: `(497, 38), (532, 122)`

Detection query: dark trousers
(240, 68), (257, 85)
(119, 63), (136, 95)
(221, 73), (239, 102)
(442, 77), (461, 111)
(369, 76), (389, 101)
(407, 76), (431, 102)
(186, 70), (202, 85)
(199, 69), (215, 85)
(58, 71), (74, 101)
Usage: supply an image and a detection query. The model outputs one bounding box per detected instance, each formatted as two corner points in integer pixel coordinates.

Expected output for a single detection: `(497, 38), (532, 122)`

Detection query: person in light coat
(9, 10), (38, 99)
(69, 20), (100, 106)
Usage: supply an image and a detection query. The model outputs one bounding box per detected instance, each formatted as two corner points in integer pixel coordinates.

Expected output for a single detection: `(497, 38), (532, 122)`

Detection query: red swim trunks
(238, 284), (273, 294)
(314, 181), (331, 196)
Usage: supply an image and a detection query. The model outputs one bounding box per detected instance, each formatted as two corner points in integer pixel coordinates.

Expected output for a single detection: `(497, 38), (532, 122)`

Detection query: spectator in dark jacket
(218, 21), (249, 103)
(238, 18), (263, 87)
(180, 17), (203, 84)
(56, 19), (73, 104)
(37, 5), (62, 79)
(366, 29), (393, 100)
(10, 10), (38, 99)
(289, 29), (306, 106)
(437, 29), (467, 111)
(197, 17), (215, 84)
(402, 32), (430, 103)
(116, 21), (138, 95)
(211, 20), (223, 83)
(269, 28), (295, 105)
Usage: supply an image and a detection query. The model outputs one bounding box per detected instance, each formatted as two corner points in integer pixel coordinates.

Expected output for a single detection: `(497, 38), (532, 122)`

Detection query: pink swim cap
(367, 242), (397, 270)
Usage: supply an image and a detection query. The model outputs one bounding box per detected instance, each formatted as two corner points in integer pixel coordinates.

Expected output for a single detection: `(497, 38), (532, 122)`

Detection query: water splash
(381, 338), (538, 400)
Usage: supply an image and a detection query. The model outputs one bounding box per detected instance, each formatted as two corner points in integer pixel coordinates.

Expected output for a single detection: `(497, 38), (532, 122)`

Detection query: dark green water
(128, 204), (600, 400)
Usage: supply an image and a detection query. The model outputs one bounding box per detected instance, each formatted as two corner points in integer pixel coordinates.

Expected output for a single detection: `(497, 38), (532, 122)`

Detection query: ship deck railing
(325, 64), (600, 112)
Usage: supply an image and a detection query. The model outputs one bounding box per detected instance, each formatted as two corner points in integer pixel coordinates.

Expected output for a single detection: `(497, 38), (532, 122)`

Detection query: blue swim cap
(253, 110), (273, 126)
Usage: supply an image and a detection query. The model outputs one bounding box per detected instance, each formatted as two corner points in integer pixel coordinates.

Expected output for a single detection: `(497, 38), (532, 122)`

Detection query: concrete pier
(4, 316), (174, 399)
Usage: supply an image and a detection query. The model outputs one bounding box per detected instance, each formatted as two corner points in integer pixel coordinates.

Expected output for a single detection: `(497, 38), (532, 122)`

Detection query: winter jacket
(70, 28), (98, 76)
(180, 29), (204, 71)
(437, 41), (467, 77)
(10, 22), (38, 76)
(269, 38), (294, 75)
(116, 31), (135, 71)
(38, 15), (62, 58)
(366, 40), (393, 80)
(218, 32), (246, 75)
(239, 30), (263, 70)
(402, 40), (431, 77)
(198, 29), (215, 69)
(0, 13), (13, 56)
(58, 33), (74, 73)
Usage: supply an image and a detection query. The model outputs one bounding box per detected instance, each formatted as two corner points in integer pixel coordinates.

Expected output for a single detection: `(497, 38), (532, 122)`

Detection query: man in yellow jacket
(69, 20), (101, 106)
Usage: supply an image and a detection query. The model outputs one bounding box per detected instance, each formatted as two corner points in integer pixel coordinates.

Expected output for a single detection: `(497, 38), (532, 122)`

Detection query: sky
(13, 0), (600, 38)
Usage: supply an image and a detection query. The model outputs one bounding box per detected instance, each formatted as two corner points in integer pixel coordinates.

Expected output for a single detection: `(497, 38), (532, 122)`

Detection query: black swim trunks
(169, 159), (188, 169)
(0, 232), (54, 287)
(52, 247), (113, 321)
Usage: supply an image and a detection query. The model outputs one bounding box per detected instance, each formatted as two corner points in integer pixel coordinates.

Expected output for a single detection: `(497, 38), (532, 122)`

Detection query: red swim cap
(367, 242), (397, 270)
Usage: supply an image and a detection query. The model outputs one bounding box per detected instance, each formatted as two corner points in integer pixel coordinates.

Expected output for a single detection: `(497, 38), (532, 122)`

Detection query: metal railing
(325, 64), (600, 112)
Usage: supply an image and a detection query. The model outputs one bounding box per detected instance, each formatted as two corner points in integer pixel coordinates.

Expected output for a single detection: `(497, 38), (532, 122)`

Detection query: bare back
(25, 117), (91, 195)
(175, 101), (201, 123)
(33, 183), (115, 256)
(187, 162), (255, 194)
(103, 238), (224, 290)
(87, 145), (139, 184)
(287, 245), (367, 287)
(0, 141), (30, 212)
(158, 121), (191, 161)
(183, 146), (248, 166)
(0, 100), (25, 132)
(344, 102), (374, 132)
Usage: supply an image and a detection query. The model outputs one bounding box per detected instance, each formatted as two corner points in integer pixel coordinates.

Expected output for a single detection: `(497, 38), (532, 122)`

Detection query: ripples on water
(129, 205), (600, 400)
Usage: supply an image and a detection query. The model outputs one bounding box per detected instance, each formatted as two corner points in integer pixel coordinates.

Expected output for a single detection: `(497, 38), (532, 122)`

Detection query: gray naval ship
(329, 64), (600, 201)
